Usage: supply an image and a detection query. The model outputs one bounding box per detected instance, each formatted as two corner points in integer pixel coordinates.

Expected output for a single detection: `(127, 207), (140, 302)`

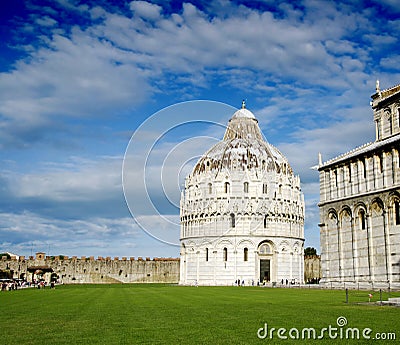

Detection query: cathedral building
(318, 82), (400, 289)
(179, 103), (305, 285)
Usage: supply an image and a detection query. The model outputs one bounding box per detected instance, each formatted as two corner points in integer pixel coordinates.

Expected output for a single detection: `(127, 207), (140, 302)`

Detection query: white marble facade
(318, 82), (400, 289)
(179, 103), (304, 285)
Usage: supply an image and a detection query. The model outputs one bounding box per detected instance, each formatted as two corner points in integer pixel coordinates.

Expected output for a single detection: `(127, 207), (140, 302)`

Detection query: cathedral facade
(179, 103), (304, 285)
(318, 82), (400, 289)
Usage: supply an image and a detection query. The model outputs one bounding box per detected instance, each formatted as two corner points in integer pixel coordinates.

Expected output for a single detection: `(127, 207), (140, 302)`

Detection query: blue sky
(0, 0), (399, 258)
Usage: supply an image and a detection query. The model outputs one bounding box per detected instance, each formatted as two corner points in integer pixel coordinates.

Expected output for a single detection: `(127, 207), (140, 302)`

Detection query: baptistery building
(179, 103), (305, 285)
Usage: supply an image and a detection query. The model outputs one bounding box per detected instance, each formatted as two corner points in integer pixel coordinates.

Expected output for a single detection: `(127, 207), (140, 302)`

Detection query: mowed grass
(1, 285), (399, 344)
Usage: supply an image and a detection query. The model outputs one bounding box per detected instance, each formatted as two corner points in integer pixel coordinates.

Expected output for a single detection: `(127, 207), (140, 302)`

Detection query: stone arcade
(318, 82), (400, 289)
(179, 103), (305, 285)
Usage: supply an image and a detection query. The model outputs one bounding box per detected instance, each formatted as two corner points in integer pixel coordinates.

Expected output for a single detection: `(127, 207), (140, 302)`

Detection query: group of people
(1, 280), (20, 291)
(306, 278), (321, 284)
(0, 279), (56, 291)
(34, 280), (56, 289)
(280, 278), (298, 286)
(235, 279), (260, 286)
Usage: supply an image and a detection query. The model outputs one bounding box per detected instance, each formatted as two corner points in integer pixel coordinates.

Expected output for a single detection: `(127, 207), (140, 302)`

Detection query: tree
(304, 247), (317, 256)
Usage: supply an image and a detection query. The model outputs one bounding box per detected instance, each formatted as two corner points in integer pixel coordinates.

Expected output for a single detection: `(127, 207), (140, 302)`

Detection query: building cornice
(318, 184), (400, 207)
(181, 234), (305, 242)
(371, 82), (400, 106)
(318, 133), (400, 170)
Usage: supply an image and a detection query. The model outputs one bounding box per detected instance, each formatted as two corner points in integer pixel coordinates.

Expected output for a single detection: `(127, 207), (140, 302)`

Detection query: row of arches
(326, 193), (400, 228)
(322, 148), (399, 203)
(187, 181), (272, 196)
(180, 214), (304, 239)
(205, 247), (248, 262)
(181, 200), (304, 220)
(322, 192), (400, 283)
(180, 238), (304, 285)
(181, 238), (302, 258)
(184, 172), (302, 201)
(181, 211), (303, 223)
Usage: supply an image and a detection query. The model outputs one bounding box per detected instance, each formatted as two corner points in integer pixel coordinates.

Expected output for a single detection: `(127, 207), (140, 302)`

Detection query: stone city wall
(0, 252), (180, 284)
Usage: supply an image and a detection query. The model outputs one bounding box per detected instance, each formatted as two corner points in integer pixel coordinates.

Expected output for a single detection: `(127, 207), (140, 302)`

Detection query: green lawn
(0, 285), (399, 344)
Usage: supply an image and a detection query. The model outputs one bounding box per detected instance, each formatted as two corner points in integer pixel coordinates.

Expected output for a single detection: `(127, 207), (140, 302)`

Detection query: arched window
(259, 243), (271, 254)
(359, 209), (366, 230)
(263, 184), (267, 194)
(376, 119), (381, 140)
(363, 159), (367, 179)
(398, 108), (400, 128)
(395, 201), (400, 225)
(397, 149), (400, 168)
(223, 248), (228, 261)
(359, 160), (364, 179)
(348, 164), (352, 183)
(208, 183), (212, 194)
(376, 155), (383, 174)
(230, 213), (235, 228)
(205, 248), (209, 262)
(244, 248), (248, 261)
(224, 182), (230, 193)
(244, 182), (249, 193)
(398, 107), (400, 128)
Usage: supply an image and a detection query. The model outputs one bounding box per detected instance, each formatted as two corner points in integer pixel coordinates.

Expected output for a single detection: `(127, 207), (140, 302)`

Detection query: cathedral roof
(318, 132), (400, 170)
(192, 104), (292, 175)
(372, 81), (400, 103)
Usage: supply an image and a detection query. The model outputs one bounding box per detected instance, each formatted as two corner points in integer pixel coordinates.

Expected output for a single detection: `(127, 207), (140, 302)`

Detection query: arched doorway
(258, 242), (275, 283)
(27, 266), (53, 283)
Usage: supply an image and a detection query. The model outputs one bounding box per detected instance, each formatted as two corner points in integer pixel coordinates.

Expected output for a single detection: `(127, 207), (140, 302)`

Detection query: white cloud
(5, 156), (122, 202)
(0, 26), (150, 147)
(35, 16), (58, 27)
(372, 0), (400, 12)
(380, 56), (400, 71)
(1, 1), (393, 149)
(363, 33), (397, 45)
(130, 1), (162, 20)
(0, 210), (180, 258)
(0, 211), (147, 257)
(277, 119), (374, 183)
(87, 0), (379, 90)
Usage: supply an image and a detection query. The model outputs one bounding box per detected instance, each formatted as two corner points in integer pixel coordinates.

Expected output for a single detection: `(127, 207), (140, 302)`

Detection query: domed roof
(231, 108), (256, 119)
(192, 104), (292, 175)
(231, 100), (256, 120)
